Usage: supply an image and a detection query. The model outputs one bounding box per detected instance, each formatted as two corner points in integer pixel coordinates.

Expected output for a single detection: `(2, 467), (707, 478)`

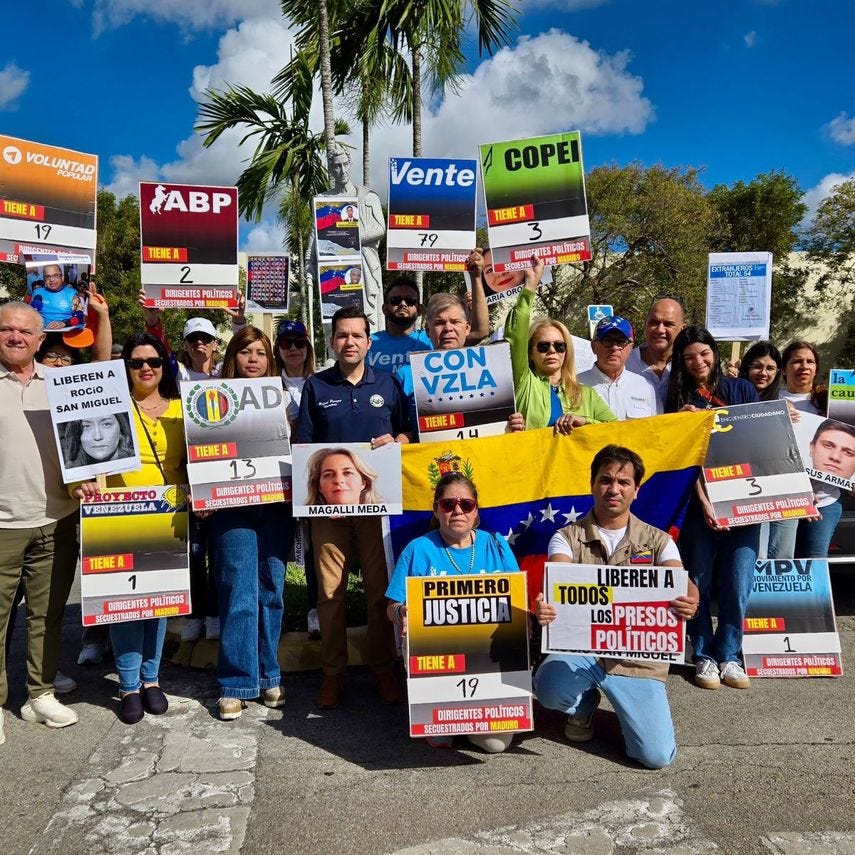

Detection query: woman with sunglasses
(665, 326), (759, 692)
(274, 318), (321, 638)
(385, 472), (520, 753)
(506, 257), (616, 431)
(101, 333), (186, 724)
(176, 317), (222, 381)
(208, 327), (295, 721)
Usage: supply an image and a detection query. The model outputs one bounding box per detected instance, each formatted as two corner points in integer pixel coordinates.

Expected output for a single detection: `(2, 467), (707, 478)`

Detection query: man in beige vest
(533, 444), (699, 768)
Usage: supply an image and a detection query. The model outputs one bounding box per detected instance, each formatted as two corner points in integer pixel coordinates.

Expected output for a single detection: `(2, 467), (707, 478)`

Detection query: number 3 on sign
(746, 478), (762, 496)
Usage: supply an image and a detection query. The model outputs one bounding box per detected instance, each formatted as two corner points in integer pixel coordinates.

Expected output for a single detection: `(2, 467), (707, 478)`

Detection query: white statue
(307, 144), (385, 333)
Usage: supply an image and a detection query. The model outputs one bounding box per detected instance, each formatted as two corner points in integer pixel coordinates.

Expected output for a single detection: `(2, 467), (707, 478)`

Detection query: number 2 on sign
(179, 265), (193, 283)
(456, 677), (479, 698)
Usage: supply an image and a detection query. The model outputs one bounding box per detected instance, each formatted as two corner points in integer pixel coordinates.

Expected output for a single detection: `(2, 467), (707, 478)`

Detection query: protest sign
(827, 368), (855, 427)
(0, 135), (97, 261)
(410, 343), (515, 442)
(386, 157), (477, 272)
(791, 410), (855, 493)
(478, 131), (591, 273)
(464, 248), (553, 305)
(80, 485), (190, 626)
(182, 377), (291, 510)
(571, 334), (595, 373)
(245, 253), (290, 312)
(703, 401), (816, 526)
(317, 259), (365, 321)
(139, 182), (239, 308)
(405, 572), (532, 739)
(743, 558), (842, 677)
(291, 442), (402, 517)
(587, 304), (613, 339)
(542, 562), (688, 663)
(705, 252), (772, 341)
(24, 248), (90, 332)
(45, 359), (140, 483)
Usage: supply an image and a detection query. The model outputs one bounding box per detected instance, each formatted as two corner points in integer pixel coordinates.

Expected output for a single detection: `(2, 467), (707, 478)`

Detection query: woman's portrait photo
(61, 413), (135, 469)
(305, 447), (381, 506)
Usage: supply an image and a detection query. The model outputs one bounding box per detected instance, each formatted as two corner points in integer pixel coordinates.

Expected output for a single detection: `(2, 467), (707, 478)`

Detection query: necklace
(135, 397), (165, 411)
(444, 532), (476, 574)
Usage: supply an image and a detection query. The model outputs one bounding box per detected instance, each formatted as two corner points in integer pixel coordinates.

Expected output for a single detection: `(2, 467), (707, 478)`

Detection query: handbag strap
(133, 399), (169, 485)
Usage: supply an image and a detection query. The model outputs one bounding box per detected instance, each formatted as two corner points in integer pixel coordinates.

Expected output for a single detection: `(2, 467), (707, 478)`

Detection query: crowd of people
(0, 252), (848, 767)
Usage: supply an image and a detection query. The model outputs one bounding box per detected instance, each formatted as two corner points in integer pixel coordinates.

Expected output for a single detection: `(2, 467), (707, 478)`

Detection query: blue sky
(2, 0), (853, 249)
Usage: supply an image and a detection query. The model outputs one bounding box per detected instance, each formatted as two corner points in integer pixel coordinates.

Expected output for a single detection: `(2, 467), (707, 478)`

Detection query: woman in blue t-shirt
(386, 471), (519, 752)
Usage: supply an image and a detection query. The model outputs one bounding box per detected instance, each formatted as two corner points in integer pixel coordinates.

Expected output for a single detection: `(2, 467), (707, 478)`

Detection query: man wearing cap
(626, 298), (685, 412)
(578, 317), (658, 420)
(367, 278), (432, 375)
(296, 305), (412, 709)
(176, 318), (222, 381)
(0, 302), (93, 742)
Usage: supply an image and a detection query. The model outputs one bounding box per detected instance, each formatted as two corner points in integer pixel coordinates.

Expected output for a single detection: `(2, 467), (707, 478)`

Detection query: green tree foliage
(709, 171), (809, 341)
(806, 177), (855, 294)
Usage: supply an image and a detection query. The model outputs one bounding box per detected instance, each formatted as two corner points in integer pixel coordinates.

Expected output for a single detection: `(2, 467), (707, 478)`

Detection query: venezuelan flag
(393, 412), (714, 605)
(315, 205), (342, 231)
(319, 267), (347, 295)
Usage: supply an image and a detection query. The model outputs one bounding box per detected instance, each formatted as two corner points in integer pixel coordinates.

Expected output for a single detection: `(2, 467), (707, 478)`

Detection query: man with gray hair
(0, 302), (86, 743)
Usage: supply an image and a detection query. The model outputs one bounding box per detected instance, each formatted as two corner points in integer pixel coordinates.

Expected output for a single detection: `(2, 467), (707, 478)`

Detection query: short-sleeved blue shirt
(368, 329), (432, 374)
(295, 362), (412, 443)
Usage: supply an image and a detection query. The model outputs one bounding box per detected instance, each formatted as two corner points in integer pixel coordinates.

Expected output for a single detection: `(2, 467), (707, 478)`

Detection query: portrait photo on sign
(465, 248), (552, 305)
(792, 411), (855, 491)
(291, 442), (403, 517)
(318, 260), (365, 320)
(24, 250), (91, 331)
(59, 413), (135, 470)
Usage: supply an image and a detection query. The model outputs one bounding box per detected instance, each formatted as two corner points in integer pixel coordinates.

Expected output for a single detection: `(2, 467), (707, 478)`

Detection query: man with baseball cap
(577, 317), (658, 420)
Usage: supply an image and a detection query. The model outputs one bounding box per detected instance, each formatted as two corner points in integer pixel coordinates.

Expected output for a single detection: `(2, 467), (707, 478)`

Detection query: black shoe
(119, 692), (144, 724)
(142, 686), (168, 715)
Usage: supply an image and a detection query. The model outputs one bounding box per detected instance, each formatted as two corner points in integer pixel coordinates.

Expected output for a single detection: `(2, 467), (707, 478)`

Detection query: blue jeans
(534, 655), (676, 769)
(109, 618), (167, 694)
(766, 519), (798, 559)
(210, 506), (294, 700)
(678, 504), (760, 665)
(796, 498), (843, 558)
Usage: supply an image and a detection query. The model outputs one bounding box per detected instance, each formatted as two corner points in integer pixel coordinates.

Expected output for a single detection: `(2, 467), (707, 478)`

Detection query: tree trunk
(362, 116), (370, 185)
(318, 0), (337, 162)
(412, 42), (424, 300)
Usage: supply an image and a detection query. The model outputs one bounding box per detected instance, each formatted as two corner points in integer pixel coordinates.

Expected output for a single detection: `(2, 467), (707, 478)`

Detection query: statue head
(328, 144), (352, 191)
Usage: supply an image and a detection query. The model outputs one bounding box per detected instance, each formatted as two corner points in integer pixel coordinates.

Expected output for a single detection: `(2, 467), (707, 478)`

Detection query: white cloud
(802, 171), (855, 225)
(93, 0), (278, 34)
(825, 112), (855, 146)
(243, 219), (286, 252)
(0, 62), (30, 109)
(743, 30), (757, 47)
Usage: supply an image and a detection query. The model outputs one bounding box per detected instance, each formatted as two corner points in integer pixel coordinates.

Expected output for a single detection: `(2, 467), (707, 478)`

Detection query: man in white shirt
(578, 316), (658, 420)
(625, 298), (685, 412)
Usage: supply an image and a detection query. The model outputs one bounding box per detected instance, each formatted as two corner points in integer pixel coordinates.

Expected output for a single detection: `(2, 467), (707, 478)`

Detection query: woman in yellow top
(107, 332), (187, 724)
(504, 257), (617, 431)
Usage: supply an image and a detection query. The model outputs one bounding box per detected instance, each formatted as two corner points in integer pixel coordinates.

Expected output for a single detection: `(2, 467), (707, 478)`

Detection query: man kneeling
(533, 444), (699, 769)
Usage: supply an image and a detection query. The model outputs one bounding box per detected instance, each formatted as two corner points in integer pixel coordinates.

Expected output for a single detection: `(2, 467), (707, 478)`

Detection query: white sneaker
(307, 609), (320, 639)
(77, 642), (106, 666)
(719, 660), (751, 689)
(694, 659), (721, 690)
(20, 693), (78, 728)
(0, 708), (5, 745)
(181, 618), (204, 641)
(204, 616), (220, 640)
(53, 671), (77, 694)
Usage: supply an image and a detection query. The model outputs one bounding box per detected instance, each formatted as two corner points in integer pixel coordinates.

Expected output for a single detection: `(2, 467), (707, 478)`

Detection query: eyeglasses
(435, 497), (477, 513)
(43, 352), (74, 365)
(127, 357), (164, 370)
(598, 338), (631, 349)
(43, 272), (64, 282)
(279, 338), (308, 350)
(388, 294), (418, 307)
(748, 363), (778, 374)
(535, 341), (567, 354)
(185, 333), (215, 344)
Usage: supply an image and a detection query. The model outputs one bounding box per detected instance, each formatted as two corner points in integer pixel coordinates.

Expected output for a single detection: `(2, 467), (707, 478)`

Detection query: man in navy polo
(296, 305), (412, 709)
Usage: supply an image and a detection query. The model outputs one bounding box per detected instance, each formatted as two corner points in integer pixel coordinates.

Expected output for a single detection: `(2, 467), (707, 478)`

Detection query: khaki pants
(0, 513), (78, 705)
(310, 516), (395, 677)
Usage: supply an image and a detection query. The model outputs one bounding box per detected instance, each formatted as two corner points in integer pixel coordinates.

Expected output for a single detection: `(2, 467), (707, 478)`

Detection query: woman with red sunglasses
(385, 471), (519, 752)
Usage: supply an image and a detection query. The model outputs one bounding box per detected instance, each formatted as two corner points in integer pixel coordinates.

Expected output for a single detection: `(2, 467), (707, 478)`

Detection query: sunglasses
(435, 497), (477, 513)
(598, 337), (631, 349)
(535, 340), (567, 354)
(127, 357), (164, 370)
(279, 337), (308, 350)
(186, 333), (215, 344)
(388, 294), (418, 307)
